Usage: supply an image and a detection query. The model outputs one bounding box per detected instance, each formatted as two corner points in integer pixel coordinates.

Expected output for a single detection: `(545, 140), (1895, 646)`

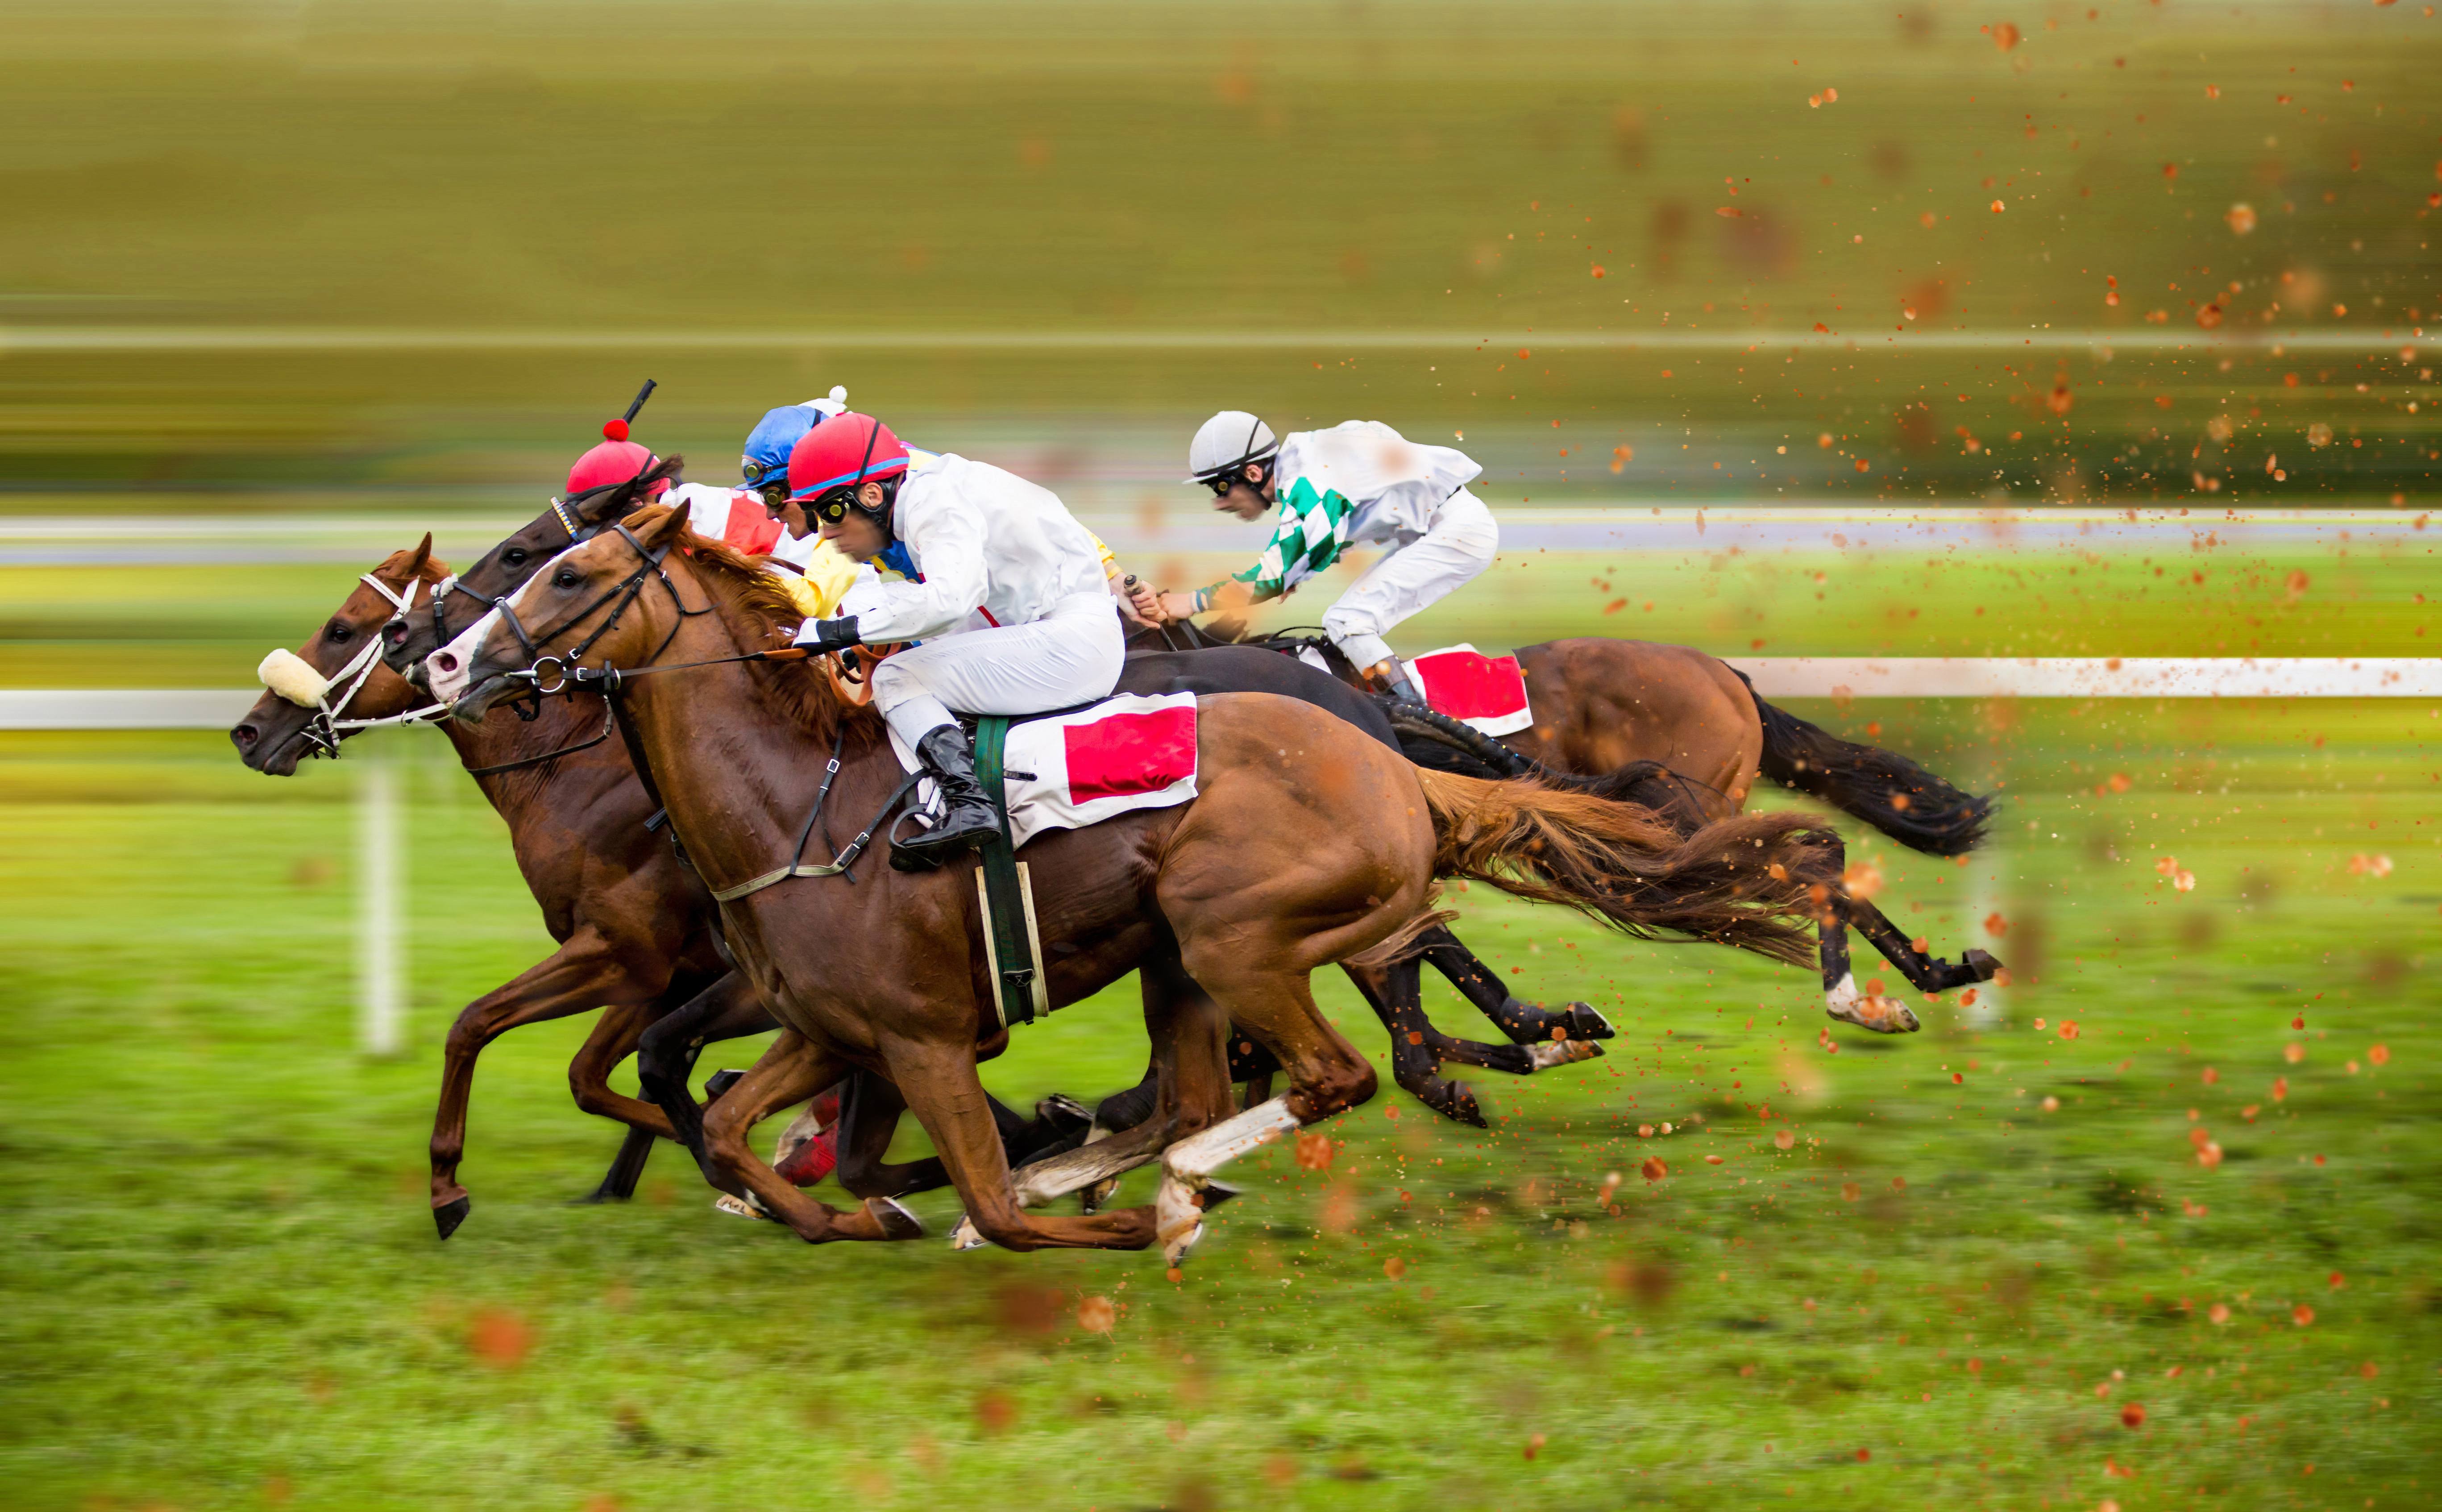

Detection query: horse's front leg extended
(1844, 893), (2003, 996)
(1340, 955), (1490, 1127)
(428, 927), (640, 1239)
(698, 1031), (922, 1243)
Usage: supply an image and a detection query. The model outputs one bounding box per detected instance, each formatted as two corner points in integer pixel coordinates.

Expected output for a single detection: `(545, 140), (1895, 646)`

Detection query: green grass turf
(1, 692), (2435, 1511)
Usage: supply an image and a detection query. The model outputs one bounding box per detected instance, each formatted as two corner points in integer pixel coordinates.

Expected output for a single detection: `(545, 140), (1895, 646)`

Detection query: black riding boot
(890, 724), (1005, 872)
(1380, 667), (1429, 708)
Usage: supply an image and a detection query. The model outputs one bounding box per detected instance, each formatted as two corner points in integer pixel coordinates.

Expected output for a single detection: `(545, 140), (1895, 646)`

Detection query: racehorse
(1135, 621), (2001, 1042)
(435, 502), (1847, 1257)
(383, 459), (1628, 1134)
(232, 540), (1098, 1233)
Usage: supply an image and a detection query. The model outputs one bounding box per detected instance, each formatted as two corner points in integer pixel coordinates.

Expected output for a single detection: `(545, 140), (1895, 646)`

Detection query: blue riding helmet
(741, 403), (829, 494)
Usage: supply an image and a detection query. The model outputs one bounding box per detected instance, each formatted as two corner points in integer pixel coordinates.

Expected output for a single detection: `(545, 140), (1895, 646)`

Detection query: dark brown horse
(230, 539), (734, 1236)
(438, 504), (1845, 1258)
(385, 458), (1622, 1140)
(233, 540), (1101, 1232)
(1141, 620), (2001, 1040)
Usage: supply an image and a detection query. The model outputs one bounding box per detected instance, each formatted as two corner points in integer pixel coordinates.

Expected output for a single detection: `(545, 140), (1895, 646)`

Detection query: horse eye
(327, 622), (353, 643)
(553, 567), (581, 589)
(503, 547), (530, 567)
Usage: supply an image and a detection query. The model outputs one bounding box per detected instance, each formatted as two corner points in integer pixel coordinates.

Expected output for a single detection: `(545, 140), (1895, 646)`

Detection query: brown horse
(1142, 621), (2000, 1038)
(230, 538), (734, 1236)
(233, 540), (1103, 1232)
(437, 504), (1844, 1257)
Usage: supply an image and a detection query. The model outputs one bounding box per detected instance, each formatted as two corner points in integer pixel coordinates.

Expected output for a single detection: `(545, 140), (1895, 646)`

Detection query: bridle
(486, 523), (919, 897)
(414, 470), (651, 655)
(286, 571), (447, 759)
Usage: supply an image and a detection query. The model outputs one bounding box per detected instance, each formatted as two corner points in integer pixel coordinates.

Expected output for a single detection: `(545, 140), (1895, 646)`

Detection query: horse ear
(406, 532), (434, 577)
(636, 500), (692, 549)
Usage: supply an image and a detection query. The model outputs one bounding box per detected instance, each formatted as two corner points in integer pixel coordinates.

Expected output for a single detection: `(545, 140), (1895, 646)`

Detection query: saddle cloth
(1406, 644), (1533, 736)
(885, 691), (1200, 847)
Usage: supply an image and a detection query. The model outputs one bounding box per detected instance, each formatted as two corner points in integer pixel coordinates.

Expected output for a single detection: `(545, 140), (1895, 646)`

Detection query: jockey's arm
(1154, 516), (1299, 623)
(841, 505), (990, 644)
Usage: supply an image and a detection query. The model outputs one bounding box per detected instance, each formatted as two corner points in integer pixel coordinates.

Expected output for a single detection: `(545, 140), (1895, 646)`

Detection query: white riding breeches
(869, 591), (1126, 749)
(1321, 487), (1498, 670)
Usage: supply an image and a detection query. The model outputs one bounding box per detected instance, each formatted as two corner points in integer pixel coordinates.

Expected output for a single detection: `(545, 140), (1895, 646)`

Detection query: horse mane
(620, 503), (877, 747)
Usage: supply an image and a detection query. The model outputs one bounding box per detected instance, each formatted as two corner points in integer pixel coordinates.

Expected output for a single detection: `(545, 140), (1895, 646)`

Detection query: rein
(487, 524), (915, 900)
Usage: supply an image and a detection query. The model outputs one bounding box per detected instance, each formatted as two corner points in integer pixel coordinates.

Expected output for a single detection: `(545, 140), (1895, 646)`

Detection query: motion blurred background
(3, 4), (2437, 1509)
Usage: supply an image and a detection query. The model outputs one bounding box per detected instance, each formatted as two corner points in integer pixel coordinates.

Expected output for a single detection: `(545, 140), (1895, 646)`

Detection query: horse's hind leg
(635, 971), (775, 1184)
(1844, 894), (2003, 995)
(1341, 955), (1492, 1127)
(698, 1030), (922, 1243)
(1416, 926), (1616, 1045)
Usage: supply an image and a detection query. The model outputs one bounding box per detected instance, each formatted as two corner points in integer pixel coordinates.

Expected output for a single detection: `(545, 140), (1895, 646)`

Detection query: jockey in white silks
(788, 411), (1127, 871)
(1141, 413), (1498, 706)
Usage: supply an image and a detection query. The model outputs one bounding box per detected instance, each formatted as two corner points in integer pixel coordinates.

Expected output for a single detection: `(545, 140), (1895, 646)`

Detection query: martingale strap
(970, 716), (1051, 1030)
(710, 733), (923, 901)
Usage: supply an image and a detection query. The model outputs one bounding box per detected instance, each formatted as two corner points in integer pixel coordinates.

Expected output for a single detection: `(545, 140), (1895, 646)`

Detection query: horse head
(378, 454), (687, 685)
(231, 535), (447, 776)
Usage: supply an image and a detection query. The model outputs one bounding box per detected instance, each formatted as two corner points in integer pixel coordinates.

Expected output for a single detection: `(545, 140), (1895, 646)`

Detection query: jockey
(1142, 412), (1497, 705)
(787, 412), (1125, 870)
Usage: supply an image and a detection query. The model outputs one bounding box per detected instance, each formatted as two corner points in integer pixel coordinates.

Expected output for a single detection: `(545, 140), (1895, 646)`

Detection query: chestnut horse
(230, 538), (732, 1235)
(233, 540), (1098, 1232)
(438, 504), (1844, 1258)
(1139, 621), (2001, 1037)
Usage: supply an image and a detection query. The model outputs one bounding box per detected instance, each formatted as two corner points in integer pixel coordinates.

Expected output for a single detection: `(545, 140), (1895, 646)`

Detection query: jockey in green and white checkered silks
(1155, 414), (1500, 703)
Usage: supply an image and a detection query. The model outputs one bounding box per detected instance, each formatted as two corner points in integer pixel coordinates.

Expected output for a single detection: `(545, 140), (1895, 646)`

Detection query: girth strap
(971, 716), (1050, 1029)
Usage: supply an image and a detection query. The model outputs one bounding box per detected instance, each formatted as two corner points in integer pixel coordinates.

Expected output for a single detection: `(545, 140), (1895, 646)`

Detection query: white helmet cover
(1185, 411), (1279, 483)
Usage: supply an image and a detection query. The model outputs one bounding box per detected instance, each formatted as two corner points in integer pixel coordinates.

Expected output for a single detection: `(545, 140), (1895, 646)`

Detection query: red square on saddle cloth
(1406, 644), (1532, 736)
(1001, 692), (1200, 847)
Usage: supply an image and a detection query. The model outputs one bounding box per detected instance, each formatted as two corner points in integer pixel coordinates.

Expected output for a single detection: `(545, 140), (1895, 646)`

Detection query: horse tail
(1413, 768), (1843, 967)
(1736, 674), (1994, 856)
(1384, 702), (1712, 826)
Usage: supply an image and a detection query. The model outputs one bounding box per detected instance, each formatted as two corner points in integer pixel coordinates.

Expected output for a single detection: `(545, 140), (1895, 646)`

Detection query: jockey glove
(795, 615), (864, 654)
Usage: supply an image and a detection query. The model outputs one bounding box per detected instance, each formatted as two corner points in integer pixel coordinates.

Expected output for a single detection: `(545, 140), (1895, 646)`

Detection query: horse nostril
(382, 621), (407, 646)
(233, 724), (258, 747)
(433, 652), (459, 673)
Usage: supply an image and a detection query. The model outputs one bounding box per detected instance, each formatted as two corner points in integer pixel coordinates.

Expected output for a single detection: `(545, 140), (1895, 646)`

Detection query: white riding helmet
(1184, 411), (1279, 484)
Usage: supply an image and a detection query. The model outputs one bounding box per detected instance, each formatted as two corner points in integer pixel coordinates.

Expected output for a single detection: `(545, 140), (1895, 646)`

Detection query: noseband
(495, 523), (707, 698)
(290, 572), (444, 759)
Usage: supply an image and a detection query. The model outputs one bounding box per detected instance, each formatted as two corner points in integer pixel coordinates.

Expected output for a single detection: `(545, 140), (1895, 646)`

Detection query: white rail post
(357, 756), (405, 1056)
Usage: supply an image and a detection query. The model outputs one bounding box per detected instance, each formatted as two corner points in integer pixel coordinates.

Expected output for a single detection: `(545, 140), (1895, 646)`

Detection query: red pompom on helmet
(565, 439), (669, 499)
(787, 411), (908, 504)
(602, 418), (630, 442)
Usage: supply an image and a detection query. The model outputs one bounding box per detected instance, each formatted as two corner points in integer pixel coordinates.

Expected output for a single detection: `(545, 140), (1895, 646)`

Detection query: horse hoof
(948, 1214), (988, 1250)
(1080, 1176), (1118, 1214)
(712, 1193), (767, 1221)
(1964, 949), (2003, 981)
(1827, 995), (1920, 1034)
(1197, 1180), (1242, 1215)
(866, 1196), (924, 1241)
(1563, 1002), (1617, 1040)
(1036, 1093), (1093, 1137)
(702, 1068), (748, 1101)
(1528, 1038), (1607, 1070)
(1416, 1077), (1489, 1129)
(433, 1195), (472, 1240)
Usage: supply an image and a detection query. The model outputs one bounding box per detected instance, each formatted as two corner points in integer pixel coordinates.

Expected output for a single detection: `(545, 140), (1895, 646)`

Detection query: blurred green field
(1, 0), (2436, 501)
(2, 691), (2438, 1511)
(6, 2), (2441, 1508)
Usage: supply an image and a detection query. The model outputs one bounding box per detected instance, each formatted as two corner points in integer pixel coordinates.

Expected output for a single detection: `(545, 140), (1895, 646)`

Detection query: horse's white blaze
(422, 540), (585, 702)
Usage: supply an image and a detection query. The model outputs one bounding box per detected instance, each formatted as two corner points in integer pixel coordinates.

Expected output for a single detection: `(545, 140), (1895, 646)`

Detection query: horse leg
(832, 1070), (949, 1199)
(635, 971), (775, 1184)
(697, 1030), (922, 1242)
(1155, 951), (1380, 1266)
(1340, 954), (1492, 1127)
(1414, 925), (1616, 1045)
(889, 1033), (1169, 1254)
(427, 929), (638, 1239)
(569, 995), (683, 1206)
(1844, 893), (2004, 996)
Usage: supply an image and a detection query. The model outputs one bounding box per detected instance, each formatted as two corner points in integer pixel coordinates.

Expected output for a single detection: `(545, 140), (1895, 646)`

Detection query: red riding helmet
(565, 435), (671, 500)
(787, 412), (908, 505)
